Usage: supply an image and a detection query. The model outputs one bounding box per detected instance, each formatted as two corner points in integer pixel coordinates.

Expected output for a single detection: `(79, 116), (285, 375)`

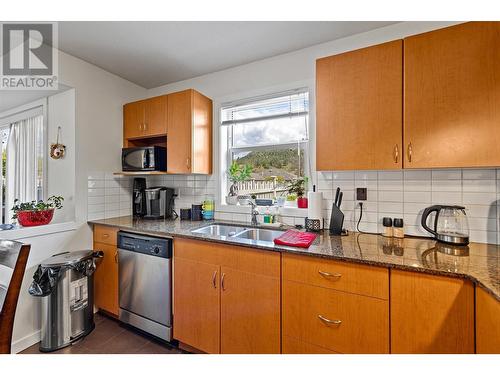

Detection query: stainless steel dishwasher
(117, 231), (172, 341)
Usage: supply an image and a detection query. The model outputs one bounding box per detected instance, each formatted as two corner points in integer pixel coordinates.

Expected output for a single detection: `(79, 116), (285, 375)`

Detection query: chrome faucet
(249, 201), (259, 226)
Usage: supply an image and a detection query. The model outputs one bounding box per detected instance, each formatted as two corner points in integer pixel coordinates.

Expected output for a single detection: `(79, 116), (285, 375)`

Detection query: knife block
(329, 203), (345, 235)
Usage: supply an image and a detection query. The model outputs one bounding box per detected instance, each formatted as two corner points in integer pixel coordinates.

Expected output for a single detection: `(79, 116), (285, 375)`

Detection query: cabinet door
(476, 287), (500, 353)
(316, 40), (403, 170)
(173, 257), (220, 354)
(404, 22), (500, 168)
(145, 95), (168, 137)
(93, 242), (119, 316)
(123, 100), (146, 139)
(391, 270), (474, 353)
(220, 266), (281, 354)
(167, 90), (192, 173)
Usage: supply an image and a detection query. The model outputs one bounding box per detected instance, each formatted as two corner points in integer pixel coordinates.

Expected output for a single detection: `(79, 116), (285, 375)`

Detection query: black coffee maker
(132, 178), (147, 217)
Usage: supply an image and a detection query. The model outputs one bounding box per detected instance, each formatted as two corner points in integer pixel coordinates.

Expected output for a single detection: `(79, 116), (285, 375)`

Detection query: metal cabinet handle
(186, 157), (191, 170)
(212, 270), (218, 289)
(114, 251), (118, 263)
(318, 315), (342, 326)
(393, 144), (399, 164)
(407, 142), (413, 163)
(221, 272), (226, 291)
(318, 270), (342, 279)
(102, 233), (109, 238)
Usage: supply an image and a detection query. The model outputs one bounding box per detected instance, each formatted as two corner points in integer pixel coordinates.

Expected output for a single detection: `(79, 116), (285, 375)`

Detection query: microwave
(122, 146), (167, 172)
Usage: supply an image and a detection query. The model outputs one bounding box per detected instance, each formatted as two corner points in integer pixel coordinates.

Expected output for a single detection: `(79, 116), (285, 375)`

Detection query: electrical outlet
(356, 187), (367, 201)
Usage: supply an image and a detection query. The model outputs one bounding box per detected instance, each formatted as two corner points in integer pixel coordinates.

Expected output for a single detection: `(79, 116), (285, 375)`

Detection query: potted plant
(226, 162), (252, 205)
(287, 178), (308, 208)
(12, 196), (64, 227)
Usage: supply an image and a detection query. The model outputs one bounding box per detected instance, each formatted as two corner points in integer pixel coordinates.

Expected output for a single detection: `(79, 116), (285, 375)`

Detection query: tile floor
(20, 313), (184, 354)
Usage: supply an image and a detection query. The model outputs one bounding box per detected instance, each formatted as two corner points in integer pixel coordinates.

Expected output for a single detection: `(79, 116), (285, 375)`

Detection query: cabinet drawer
(283, 335), (339, 354)
(282, 253), (389, 299)
(283, 280), (389, 354)
(93, 225), (118, 246)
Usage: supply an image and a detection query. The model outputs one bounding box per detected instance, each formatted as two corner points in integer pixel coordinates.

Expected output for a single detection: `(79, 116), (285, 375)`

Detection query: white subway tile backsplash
(378, 202), (403, 213)
(462, 192), (497, 205)
(432, 169), (462, 180)
(403, 191), (431, 203)
(431, 179), (462, 192)
(88, 179), (105, 189)
(378, 171), (403, 180)
(355, 171), (378, 180)
(378, 191), (403, 202)
(462, 169), (496, 180)
(462, 179), (496, 193)
(379, 179), (403, 191)
(403, 179), (431, 192)
(404, 170), (431, 180)
(332, 171), (354, 180)
(87, 168), (500, 244)
(403, 202), (430, 214)
(432, 191), (462, 205)
(466, 205), (497, 219)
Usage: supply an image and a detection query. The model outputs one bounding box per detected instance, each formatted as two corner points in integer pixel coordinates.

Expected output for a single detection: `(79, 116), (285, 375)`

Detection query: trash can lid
(41, 250), (95, 267)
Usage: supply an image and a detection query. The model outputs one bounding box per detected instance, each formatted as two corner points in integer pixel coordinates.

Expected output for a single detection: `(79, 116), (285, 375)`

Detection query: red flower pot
(297, 197), (308, 209)
(17, 209), (55, 227)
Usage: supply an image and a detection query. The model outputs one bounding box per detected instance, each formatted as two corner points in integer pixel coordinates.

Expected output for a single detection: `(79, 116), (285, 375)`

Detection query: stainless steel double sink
(191, 223), (284, 244)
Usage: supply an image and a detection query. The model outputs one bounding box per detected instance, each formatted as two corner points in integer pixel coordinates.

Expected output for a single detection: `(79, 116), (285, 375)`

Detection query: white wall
(47, 88), (76, 223)
(8, 49), (147, 353)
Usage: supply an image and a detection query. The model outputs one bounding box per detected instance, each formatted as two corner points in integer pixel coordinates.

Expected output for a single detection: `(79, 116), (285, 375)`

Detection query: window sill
(0, 221), (78, 241)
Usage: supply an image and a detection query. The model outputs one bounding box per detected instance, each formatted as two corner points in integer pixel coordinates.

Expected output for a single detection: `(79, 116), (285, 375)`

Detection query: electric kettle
(421, 205), (469, 245)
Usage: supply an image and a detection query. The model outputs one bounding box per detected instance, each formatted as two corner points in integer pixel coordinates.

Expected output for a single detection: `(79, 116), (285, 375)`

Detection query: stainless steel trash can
(35, 250), (101, 352)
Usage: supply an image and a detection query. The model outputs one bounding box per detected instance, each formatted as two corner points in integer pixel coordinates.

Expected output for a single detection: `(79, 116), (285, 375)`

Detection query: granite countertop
(89, 216), (500, 301)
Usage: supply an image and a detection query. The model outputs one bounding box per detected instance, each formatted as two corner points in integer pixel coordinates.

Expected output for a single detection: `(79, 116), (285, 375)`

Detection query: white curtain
(6, 115), (43, 223)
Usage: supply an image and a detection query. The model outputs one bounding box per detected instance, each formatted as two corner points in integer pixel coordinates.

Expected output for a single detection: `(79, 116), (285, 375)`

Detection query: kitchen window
(221, 89), (309, 200)
(0, 105), (46, 224)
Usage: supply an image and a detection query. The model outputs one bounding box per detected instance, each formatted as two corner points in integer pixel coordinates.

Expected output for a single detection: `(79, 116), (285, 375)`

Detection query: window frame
(221, 88), (310, 202)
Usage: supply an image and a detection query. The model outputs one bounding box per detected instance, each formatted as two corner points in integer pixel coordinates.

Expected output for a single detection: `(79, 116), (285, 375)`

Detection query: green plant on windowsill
(12, 195), (64, 227)
(227, 162), (253, 197)
(287, 178), (306, 199)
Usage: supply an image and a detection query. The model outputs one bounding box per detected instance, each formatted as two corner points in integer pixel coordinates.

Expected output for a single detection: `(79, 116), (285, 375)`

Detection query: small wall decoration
(50, 126), (66, 159)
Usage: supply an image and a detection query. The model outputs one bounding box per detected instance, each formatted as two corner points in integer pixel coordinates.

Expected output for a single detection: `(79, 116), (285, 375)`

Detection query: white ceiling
(58, 21), (398, 88)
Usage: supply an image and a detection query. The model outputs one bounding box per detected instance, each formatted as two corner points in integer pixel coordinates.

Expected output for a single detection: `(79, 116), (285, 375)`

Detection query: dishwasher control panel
(118, 232), (172, 258)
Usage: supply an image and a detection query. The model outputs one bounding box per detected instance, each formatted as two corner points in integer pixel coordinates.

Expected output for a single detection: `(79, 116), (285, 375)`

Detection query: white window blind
(221, 89), (309, 126)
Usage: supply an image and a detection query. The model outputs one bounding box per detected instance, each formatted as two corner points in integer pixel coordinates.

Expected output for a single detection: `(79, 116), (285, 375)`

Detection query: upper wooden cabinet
(123, 95), (168, 140)
(167, 89), (212, 174)
(123, 89), (212, 174)
(316, 40), (403, 171)
(404, 22), (500, 168)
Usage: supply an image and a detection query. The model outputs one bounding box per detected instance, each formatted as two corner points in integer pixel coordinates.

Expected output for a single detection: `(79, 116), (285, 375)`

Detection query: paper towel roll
(307, 191), (323, 221)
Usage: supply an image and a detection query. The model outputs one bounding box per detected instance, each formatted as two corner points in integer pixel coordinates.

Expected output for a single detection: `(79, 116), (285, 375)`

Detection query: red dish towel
(274, 230), (317, 248)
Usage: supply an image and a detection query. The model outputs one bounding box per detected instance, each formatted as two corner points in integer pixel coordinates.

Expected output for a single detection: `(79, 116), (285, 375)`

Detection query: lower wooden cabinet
(173, 238), (281, 354)
(390, 270), (475, 353)
(220, 266), (280, 354)
(476, 287), (500, 354)
(173, 257), (220, 354)
(93, 225), (119, 316)
(283, 335), (339, 354)
(283, 280), (389, 354)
